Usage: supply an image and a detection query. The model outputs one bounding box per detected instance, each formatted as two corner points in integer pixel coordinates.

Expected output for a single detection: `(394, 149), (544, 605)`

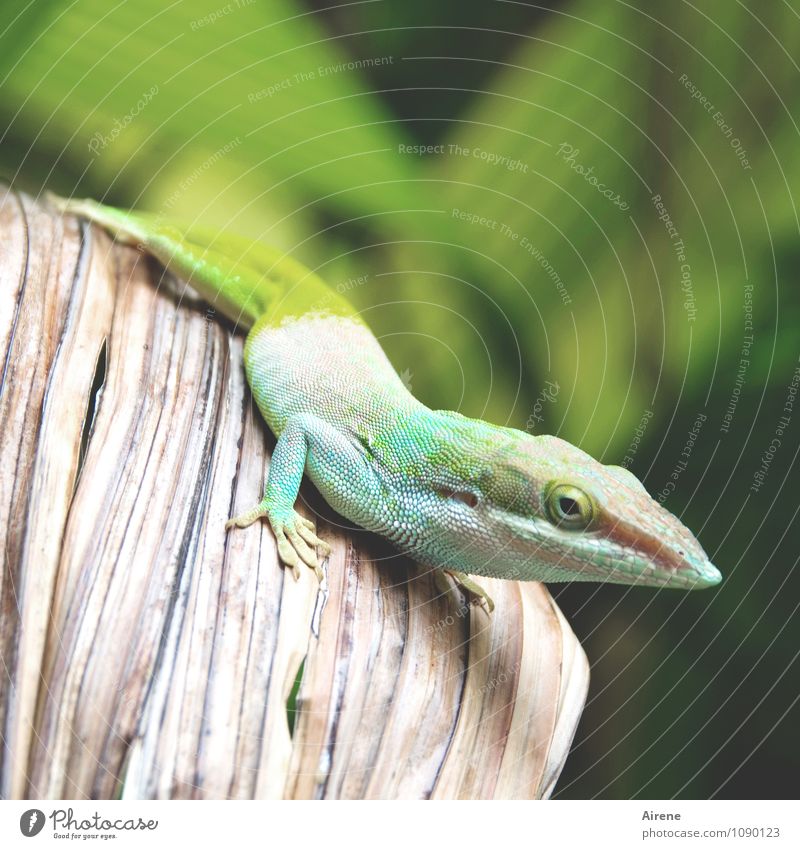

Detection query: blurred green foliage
(1, 0), (797, 799)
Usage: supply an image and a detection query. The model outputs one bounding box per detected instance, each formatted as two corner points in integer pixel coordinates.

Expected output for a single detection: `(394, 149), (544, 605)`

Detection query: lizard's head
(422, 418), (721, 589)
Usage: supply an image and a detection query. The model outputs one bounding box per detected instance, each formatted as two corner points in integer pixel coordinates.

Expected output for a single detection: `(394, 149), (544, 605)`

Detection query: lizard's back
(245, 310), (421, 438)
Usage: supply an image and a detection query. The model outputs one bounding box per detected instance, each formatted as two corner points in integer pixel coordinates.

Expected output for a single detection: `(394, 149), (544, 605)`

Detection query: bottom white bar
(1, 800), (794, 848)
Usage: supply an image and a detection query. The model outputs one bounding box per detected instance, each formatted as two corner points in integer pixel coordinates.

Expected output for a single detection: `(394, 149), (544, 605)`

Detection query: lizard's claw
(226, 503), (329, 583)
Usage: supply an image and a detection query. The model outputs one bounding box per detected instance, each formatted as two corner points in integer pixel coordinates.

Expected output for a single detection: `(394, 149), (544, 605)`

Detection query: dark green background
(2, 0), (797, 799)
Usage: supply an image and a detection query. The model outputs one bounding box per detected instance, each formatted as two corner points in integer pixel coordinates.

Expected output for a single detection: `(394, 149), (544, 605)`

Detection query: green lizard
(53, 197), (722, 611)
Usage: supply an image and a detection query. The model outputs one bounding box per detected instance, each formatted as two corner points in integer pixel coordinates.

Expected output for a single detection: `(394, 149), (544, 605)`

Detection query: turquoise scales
(54, 197), (722, 611)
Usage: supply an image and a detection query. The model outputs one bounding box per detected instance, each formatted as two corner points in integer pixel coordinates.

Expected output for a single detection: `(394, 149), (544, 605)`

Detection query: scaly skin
(53, 197), (722, 610)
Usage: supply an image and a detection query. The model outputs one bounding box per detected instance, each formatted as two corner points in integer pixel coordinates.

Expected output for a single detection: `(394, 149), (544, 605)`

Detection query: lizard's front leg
(225, 413), (376, 582)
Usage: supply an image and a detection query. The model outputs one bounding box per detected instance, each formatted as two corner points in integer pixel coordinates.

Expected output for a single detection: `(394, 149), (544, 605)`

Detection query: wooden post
(0, 188), (589, 800)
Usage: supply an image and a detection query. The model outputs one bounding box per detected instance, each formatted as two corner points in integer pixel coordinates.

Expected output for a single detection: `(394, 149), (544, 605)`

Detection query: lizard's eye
(545, 484), (594, 530)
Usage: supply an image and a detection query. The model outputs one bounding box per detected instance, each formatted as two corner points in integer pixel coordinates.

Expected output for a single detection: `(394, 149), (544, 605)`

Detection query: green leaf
(0, 0), (426, 263)
(413, 1), (800, 453)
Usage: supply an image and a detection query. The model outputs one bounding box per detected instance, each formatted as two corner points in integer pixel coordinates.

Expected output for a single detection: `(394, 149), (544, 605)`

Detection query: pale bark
(0, 188), (589, 800)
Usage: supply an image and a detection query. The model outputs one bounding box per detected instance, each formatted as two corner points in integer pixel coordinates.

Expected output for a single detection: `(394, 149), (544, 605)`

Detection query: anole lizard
(53, 197), (722, 610)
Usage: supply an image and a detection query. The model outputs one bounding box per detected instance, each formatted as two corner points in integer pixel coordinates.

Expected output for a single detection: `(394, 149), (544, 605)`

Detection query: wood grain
(0, 188), (589, 800)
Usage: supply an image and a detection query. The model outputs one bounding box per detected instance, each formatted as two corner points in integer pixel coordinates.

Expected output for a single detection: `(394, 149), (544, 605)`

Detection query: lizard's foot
(435, 569), (495, 614)
(226, 504), (330, 582)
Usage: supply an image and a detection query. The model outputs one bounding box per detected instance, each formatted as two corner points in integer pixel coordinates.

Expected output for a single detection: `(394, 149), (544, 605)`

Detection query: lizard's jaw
(600, 509), (722, 589)
(561, 535), (722, 589)
(576, 540), (722, 588)
(495, 511), (722, 589)
(526, 541), (722, 588)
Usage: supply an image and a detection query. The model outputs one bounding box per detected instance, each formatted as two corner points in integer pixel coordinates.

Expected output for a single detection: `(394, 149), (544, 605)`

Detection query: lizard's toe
(271, 511), (329, 583)
(286, 525), (319, 569)
(296, 520), (331, 558)
(225, 501), (268, 530)
(274, 530), (303, 580)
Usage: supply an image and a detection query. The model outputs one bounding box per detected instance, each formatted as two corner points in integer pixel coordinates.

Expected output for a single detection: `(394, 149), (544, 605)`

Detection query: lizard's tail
(48, 195), (341, 331)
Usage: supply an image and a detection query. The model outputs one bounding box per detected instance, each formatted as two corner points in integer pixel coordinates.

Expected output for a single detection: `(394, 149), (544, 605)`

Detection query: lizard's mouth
(657, 560), (722, 588)
(558, 533), (723, 589)
(533, 547), (722, 588)
(591, 554), (722, 589)
(495, 511), (722, 588)
(601, 518), (723, 588)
